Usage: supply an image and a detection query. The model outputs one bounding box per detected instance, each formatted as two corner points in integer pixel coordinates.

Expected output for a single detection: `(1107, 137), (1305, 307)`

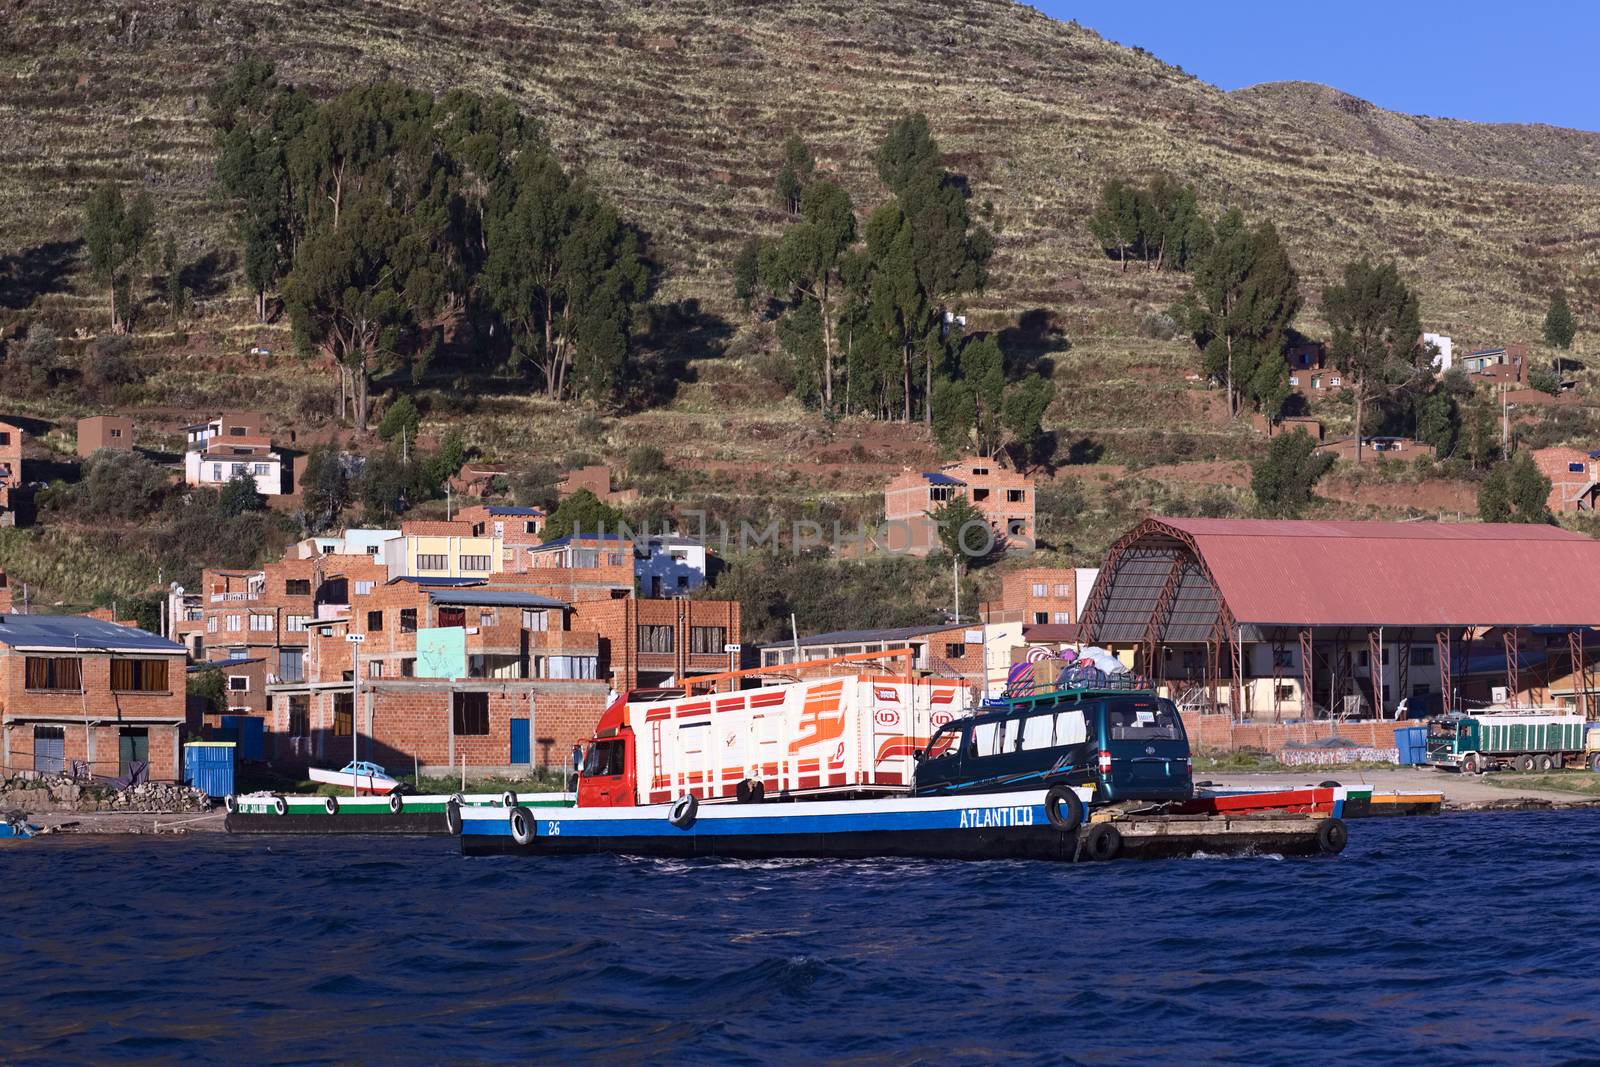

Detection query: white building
(184, 438), (286, 496)
(293, 529), (402, 559)
(1424, 332), (1453, 373)
(636, 533), (709, 597)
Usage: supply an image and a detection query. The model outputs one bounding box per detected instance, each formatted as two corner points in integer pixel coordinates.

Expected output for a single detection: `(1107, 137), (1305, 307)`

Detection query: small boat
(1177, 784), (1349, 817)
(0, 813), (38, 839)
(307, 760), (402, 795)
(454, 786), (1349, 862)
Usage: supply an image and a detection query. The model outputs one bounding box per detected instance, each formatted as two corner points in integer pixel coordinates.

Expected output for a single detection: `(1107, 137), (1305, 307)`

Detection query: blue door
(510, 718), (531, 764)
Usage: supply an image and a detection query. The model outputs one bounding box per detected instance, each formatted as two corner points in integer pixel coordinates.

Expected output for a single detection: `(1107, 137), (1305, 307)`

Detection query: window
(333, 693), (353, 737)
(278, 648), (305, 683)
(367, 610), (384, 632)
(401, 658), (415, 678)
(460, 555), (491, 571)
(1054, 584), (1071, 597)
(0, 432), (8, 445)
(929, 486), (953, 503)
(583, 739), (627, 777)
(523, 609), (549, 632)
(478, 610), (497, 627)
(288, 695), (310, 737)
(207, 616), (218, 633)
(1034, 612), (1049, 624)
(945, 643), (966, 659)
(225, 614), (242, 632)
(417, 554), (448, 570)
(285, 615), (309, 633)
(690, 626), (726, 655)
(972, 487), (990, 502)
(1053, 612), (1071, 624)
(229, 426), (246, 437)
(639, 624), (675, 654)
(230, 647), (247, 659)
(250, 613), (273, 632)
(547, 655), (597, 679)
(109, 428), (122, 439)
(111, 659), (169, 693)
(228, 675), (249, 692)
(471, 523), (486, 537)
(453, 692), (490, 735)
(253, 463), (271, 476)
(525, 521), (539, 535)
(285, 579), (311, 596)
(1289, 375), (1299, 386)
(1032, 583), (1047, 597)
(25, 657), (82, 691)
(368, 661), (383, 678)
(1007, 489), (1025, 503)
(971, 466), (989, 476)
(1412, 646), (1435, 666)
(211, 463), (223, 481)
(1273, 649), (1295, 669)
(1107, 699), (1183, 741)
(231, 463), (246, 477)
(437, 606), (466, 628)
(1571, 462), (1587, 473)
(1330, 377), (1342, 387)
(400, 608), (417, 633)
(354, 580), (375, 595)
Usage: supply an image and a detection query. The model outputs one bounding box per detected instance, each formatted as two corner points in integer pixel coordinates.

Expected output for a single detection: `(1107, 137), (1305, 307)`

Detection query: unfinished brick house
(77, 414), (135, 457)
(571, 596), (741, 692)
(990, 567), (1093, 626)
(457, 504), (545, 545)
(555, 464), (639, 505)
(507, 533), (635, 600)
(880, 458), (1035, 556)
(1532, 447), (1600, 513)
(0, 420), (22, 524)
(0, 613), (188, 782)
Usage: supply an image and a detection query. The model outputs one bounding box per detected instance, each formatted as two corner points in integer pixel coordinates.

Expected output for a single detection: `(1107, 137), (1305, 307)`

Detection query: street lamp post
(345, 632), (365, 795)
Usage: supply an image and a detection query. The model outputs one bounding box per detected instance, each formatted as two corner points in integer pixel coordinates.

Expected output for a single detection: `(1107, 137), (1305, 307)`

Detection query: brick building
(880, 458), (1035, 556)
(572, 596), (741, 691)
(77, 414), (135, 457)
(0, 613), (188, 782)
(556, 464), (639, 506)
(457, 504), (545, 545)
(991, 567), (1097, 626)
(381, 522), (504, 579)
(1531, 447), (1600, 513)
(0, 420), (22, 522)
(509, 533), (635, 600)
(1461, 344), (1529, 387)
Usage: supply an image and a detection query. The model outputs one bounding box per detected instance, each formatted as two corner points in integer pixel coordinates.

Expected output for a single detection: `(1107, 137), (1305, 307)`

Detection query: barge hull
(227, 812), (444, 834)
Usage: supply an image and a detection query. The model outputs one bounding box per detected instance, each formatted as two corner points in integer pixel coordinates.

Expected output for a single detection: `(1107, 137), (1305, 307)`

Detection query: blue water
(2, 811), (1598, 1065)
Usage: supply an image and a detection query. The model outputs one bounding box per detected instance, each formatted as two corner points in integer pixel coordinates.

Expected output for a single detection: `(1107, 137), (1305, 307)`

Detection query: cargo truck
(574, 652), (969, 808)
(1425, 711), (1596, 774)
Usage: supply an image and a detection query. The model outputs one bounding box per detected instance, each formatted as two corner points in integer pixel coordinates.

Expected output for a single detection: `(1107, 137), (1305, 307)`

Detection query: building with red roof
(1078, 517), (1600, 723)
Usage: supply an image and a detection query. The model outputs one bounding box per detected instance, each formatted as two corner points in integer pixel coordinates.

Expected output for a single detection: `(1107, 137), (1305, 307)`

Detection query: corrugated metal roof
(1161, 517), (1600, 627)
(532, 532), (632, 550)
(426, 590), (567, 609)
(188, 656), (262, 671)
(486, 506), (543, 516)
(0, 614), (185, 653)
(922, 472), (966, 486)
(390, 576), (486, 587)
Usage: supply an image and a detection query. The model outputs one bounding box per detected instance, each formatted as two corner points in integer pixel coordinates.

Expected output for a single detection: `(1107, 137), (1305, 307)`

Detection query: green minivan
(912, 690), (1193, 803)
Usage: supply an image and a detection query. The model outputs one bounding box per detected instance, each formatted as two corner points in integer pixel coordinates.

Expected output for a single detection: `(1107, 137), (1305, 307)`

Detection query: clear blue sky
(1030, 2), (1600, 131)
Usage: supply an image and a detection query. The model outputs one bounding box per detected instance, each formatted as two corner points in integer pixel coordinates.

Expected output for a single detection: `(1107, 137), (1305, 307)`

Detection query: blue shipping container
(220, 715), (265, 761)
(185, 742), (236, 797)
(1394, 726), (1427, 766)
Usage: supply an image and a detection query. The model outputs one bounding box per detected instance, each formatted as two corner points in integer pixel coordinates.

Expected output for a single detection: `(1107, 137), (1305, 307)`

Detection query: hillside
(1, 0), (1599, 608)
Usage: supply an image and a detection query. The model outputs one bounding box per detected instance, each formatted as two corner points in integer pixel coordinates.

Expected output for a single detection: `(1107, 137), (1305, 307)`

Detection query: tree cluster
(208, 58), (649, 429)
(1477, 452), (1552, 524)
(736, 117), (1001, 432)
(1323, 258), (1425, 464)
(1251, 429), (1334, 518)
(1087, 175), (1208, 272)
(1177, 208), (1301, 419)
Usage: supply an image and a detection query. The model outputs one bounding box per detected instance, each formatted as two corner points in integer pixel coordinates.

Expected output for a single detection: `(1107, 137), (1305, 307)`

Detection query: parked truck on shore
(574, 651), (969, 809)
(1425, 710), (1597, 774)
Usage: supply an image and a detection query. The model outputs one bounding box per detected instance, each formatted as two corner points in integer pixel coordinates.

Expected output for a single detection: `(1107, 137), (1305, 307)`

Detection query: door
(1103, 697), (1191, 801)
(509, 717), (531, 764)
(119, 727), (149, 779)
(33, 727), (64, 775)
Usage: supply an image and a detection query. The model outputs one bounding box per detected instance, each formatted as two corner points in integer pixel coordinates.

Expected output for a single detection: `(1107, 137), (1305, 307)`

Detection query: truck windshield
(1107, 699), (1182, 741)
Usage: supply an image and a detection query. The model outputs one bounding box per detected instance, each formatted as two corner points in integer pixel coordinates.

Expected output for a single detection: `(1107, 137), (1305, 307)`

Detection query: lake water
(3, 811), (1597, 1064)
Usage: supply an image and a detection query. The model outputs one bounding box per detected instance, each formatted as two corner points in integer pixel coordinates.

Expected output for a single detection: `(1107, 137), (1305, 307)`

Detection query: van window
(1019, 714), (1055, 750)
(1053, 710), (1087, 746)
(972, 719), (1018, 757)
(1108, 700), (1183, 741)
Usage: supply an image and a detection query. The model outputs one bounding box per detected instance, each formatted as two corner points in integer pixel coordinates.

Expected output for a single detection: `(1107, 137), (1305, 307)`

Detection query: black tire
(508, 806), (536, 845)
(324, 796), (339, 815)
(1084, 822), (1122, 861)
(223, 795), (237, 814)
(1318, 780), (1341, 789)
(1044, 785), (1084, 833)
(1536, 754), (1556, 772)
(1590, 753), (1600, 773)
(451, 792), (465, 807)
(1514, 754), (1536, 773)
(1315, 817), (1349, 855)
(669, 793), (699, 829)
(272, 795), (287, 816)
(501, 790), (518, 808)
(389, 793), (404, 814)
(444, 798), (464, 836)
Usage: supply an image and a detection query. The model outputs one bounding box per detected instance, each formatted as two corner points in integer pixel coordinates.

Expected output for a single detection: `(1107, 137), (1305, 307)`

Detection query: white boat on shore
(307, 760), (402, 795)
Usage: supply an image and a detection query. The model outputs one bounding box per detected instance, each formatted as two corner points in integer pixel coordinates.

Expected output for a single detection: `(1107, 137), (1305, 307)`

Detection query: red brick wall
(1181, 712), (1407, 754)
(4, 721), (181, 780)
(1001, 568), (1078, 625)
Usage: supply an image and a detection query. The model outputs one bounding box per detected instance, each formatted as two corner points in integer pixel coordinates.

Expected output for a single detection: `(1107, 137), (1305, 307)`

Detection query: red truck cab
(575, 693), (637, 808)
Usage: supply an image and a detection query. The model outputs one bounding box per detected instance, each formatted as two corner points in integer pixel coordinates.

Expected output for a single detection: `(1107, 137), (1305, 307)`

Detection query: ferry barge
(225, 790), (571, 834)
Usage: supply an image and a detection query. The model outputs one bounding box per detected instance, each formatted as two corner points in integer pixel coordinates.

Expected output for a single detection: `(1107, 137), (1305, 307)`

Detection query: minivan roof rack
(988, 670), (1155, 709)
